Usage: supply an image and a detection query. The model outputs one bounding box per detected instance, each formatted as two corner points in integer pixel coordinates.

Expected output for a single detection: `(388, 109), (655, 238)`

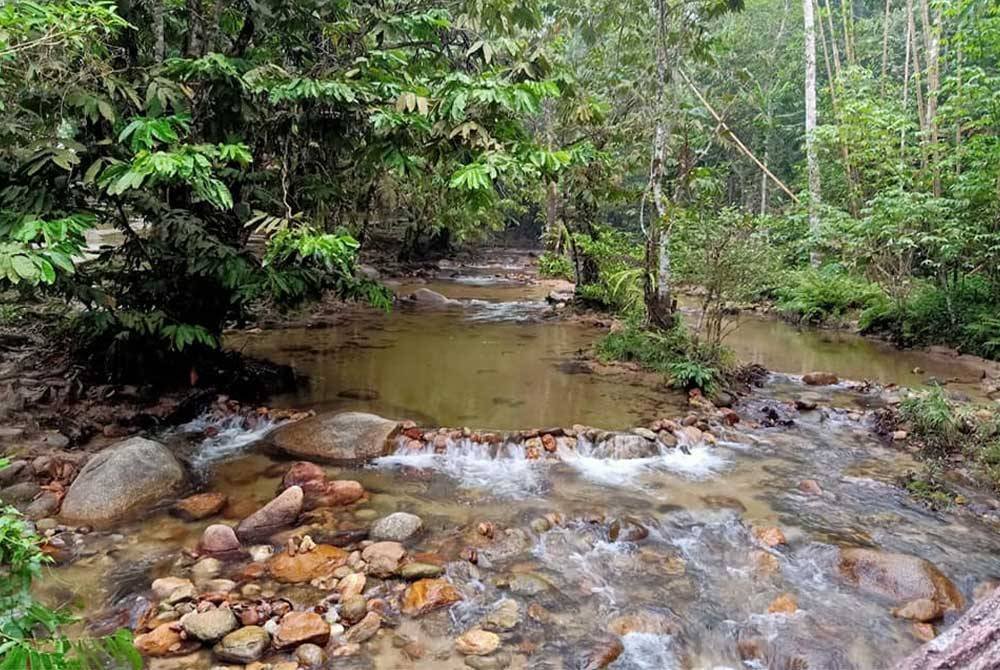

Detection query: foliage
(572, 226), (647, 314)
(0, 0), (568, 381)
(778, 266), (887, 325)
(0, 473), (140, 669)
(898, 387), (1000, 492)
(861, 278), (1000, 357)
(537, 252), (573, 281)
(596, 318), (729, 393)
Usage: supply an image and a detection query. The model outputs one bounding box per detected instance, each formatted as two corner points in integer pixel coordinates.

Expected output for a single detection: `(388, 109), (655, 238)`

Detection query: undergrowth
(596, 319), (732, 394)
(777, 266), (887, 325)
(537, 252), (574, 281)
(897, 387), (1000, 494)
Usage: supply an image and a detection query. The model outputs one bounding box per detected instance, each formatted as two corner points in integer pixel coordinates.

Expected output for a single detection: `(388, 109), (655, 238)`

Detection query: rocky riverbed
(3, 249), (1000, 669)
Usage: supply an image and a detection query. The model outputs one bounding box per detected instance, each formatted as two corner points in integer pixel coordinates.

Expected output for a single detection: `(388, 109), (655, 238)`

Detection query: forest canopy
(1, 0), (998, 379)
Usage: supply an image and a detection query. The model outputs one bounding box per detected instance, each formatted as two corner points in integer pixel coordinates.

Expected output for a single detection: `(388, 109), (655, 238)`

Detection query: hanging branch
(677, 69), (800, 203)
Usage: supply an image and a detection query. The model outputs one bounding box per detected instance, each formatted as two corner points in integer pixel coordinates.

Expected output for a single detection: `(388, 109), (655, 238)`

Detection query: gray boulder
(271, 412), (400, 463)
(371, 512), (423, 542)
(60, 437), (185, 526)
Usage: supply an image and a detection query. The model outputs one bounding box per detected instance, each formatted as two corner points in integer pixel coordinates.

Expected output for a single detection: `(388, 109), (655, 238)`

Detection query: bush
(777, 266), (887, 325)
(898, 388), (1000, 492)
(861, 278), (1000, 359)
(596, 319), (730, 393)
(537, 252), (574, 281)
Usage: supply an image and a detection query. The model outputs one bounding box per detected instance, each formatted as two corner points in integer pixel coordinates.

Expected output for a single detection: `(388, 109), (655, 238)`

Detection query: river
(37, 249), (1000, 669)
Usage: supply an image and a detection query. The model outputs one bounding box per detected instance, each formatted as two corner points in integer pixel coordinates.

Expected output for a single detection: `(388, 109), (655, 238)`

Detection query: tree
(803, 0), (822, 266)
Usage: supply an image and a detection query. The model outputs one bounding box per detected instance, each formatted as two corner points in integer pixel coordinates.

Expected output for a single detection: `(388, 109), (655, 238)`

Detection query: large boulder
(271, 412), (400, 463)
(61, 437), (185, 526)
(838, 548), (964, 611)
(894, 585), (1000, 670)
(407, 288), (458, 306)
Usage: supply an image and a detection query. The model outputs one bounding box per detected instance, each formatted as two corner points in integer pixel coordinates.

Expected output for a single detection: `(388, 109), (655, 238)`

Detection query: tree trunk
(894, 586), (1000, 669)
(644, 0), (674, 330)
(185, 0), (203, 58)
(152, 0), (165, 63)
(880, 0), (892, 91)
(918, 0), (941, 196)
(804, 0), (822, 267)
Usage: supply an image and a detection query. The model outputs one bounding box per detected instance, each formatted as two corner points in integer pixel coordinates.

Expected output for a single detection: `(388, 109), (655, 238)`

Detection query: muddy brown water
(38, 257), (1000, 669)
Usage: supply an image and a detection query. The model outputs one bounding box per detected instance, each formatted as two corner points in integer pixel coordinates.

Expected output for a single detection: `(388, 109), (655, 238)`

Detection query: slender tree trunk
(804, 0), (822, 267)
(821, 0), (843, 79)
(901, 6), (912, 157)
(880, 0), (892, 91)
(907, 0), (928, 171)
(918, 0), (941, 195)
(543, 100), (559, 252)
(205, 0), (224, 55)
(841, 0), (856, 65)
(152, 0), (165, 63)
(644, 0), (674, 329)
(760, 147), (768, 215)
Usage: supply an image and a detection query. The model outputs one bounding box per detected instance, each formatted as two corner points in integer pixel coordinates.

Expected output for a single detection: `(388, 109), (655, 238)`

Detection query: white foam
(612, 633), (679, 669)
(560, 441), (730, 487)
(181, 415), (278, 468)
(463, 299), (547, 322)
(373, 440), (543, 497)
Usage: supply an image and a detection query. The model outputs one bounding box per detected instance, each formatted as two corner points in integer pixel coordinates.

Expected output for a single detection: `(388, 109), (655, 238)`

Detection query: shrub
(537, 252), (574, 281)
(861, 278), (1000, 359)
(777, 266), (887, 325)
(0, 457), (140, 669)
(596, 319), (729, 393)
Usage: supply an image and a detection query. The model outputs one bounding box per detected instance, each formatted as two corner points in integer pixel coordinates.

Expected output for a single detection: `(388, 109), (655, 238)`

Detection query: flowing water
(38, 250), (1000, 669)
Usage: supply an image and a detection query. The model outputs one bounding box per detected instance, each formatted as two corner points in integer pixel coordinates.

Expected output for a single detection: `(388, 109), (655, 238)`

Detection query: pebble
(455, 629), (500, 656)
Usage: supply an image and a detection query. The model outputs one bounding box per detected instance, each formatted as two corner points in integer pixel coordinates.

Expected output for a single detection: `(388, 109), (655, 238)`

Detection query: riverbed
(37, 250), (1000, 669)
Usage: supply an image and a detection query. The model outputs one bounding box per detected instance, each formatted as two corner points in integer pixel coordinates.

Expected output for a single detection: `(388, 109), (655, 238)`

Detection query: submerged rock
(213, 626), (270, 663)
(362, 541), (406, 577)
(371, 512), (423, 542)
(180, 606), (238, 641)
(582, 637), (624, 670)
(401, 578), (463, 616)
(803, 371), (839, 386)
(236, 486), (303, 540)
(133, 622), (199, 657)
(61, 437), (185, 526)
(280, 461), (365, 509)
(408, 288), (458, 306)
(198, 524), (241, 556)
(837, 548), (964, 611)
(271, 412), (400, 463)
(268, 544), (348, 583)
(273, 611), (331, 649)
(171, 492), (227, 521)
(455, 629), (500, 656)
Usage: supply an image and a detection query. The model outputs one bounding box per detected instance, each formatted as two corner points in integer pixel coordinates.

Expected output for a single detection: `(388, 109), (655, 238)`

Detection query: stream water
(38, 250), (1000, 669)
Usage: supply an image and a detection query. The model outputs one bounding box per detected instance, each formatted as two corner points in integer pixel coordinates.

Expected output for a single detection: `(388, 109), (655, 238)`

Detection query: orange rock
(912, 622), (936, 642)
(749, 550), (780, 576)
(134, 623), (199, 657)
(273, 611), (331, 649)
(767, 593), (798, 614)
(171, 492), (227, 521)
(268, 544), (348, 583)
(401, 578), (463, 616)
(541, 434), (557, 452)
(753, 526), (787, 548)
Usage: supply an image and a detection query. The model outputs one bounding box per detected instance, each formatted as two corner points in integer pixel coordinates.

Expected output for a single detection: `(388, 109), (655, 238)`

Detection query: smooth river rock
(371, 512), (423, 541)
(236, 486), (303, 540)
(401, 578), (463, 616)
(61, 437), (185, 526)
(271, 412), (400, 463)
(213, 625), (270, 663)
(179, 606), (238, 641)
(268, 544), (348, 583)
(838, 548), (964, 610)
(273, 611), (330, 649)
